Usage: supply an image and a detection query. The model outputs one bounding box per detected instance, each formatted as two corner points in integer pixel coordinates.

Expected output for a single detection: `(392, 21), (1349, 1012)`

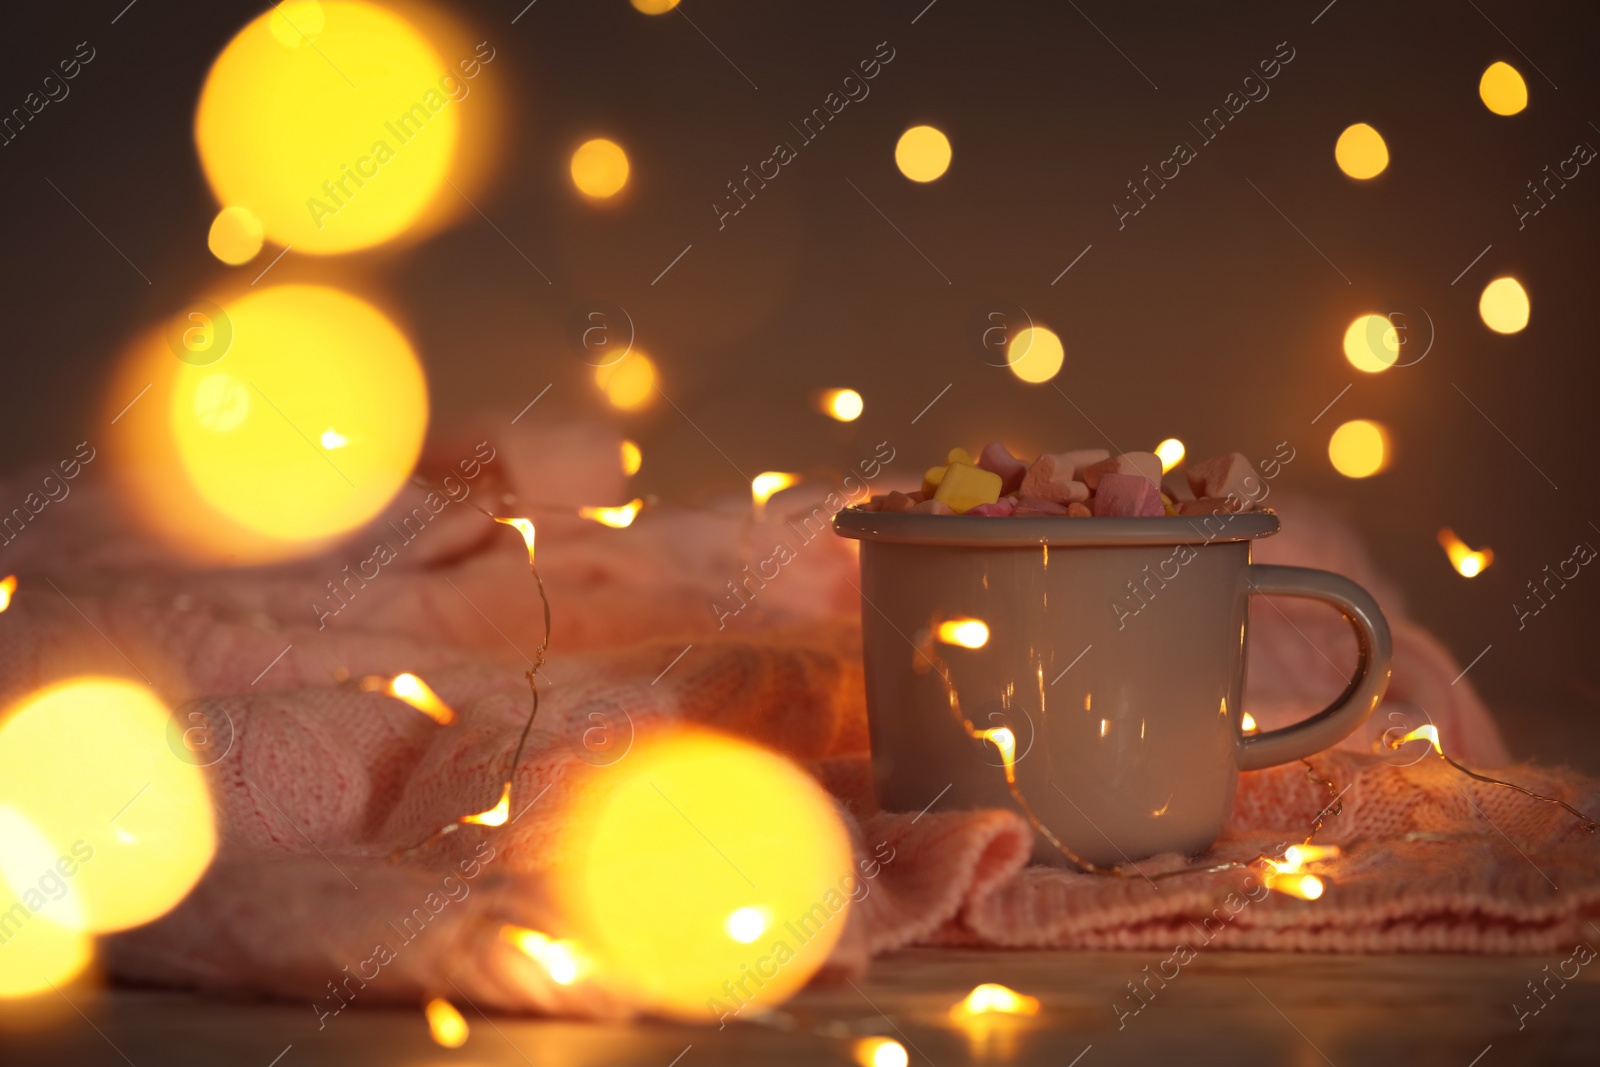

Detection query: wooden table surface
(8, 947), (1597, 1066)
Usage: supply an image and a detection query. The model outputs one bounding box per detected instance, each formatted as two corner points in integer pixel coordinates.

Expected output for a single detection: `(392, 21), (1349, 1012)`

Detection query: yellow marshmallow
(923, 465), (948, 496)
(933, 462), (1001, 514)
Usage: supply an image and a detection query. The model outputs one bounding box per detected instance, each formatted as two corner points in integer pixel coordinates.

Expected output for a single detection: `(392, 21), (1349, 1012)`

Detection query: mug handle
(1237, 563), (1394, 772)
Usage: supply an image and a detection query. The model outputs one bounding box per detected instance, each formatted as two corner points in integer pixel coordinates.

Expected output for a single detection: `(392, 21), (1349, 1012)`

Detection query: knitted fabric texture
(0, 421), (1592, 1020)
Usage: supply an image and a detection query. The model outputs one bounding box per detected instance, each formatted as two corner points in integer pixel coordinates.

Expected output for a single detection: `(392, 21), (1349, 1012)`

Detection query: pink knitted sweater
(1, 421), (1593, 1020)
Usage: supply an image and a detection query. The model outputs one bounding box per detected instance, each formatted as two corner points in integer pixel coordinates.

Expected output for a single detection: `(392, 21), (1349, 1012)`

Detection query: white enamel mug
(833, 508), (1392, 865)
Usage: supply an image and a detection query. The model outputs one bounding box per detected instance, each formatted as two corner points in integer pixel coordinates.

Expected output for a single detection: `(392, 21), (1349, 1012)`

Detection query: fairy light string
(1388, 725), (1597, 833)
(926, 621), (1597, 894)
(372, 474), (1594, 1037)
(1145, 758), (1345, 886)
(437, 485), (554, 815)
(383, 477), (556, 852)
(493, 514), (553, 819)
(922, 619), (1312, 882)
(919, 624), (1122, 877)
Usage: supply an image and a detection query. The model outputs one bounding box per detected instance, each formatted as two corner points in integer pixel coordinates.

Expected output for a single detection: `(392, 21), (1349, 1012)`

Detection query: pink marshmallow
(1080, 451), (1162, 490)
(1178, 495), (1243, 516)
(1018, 454), (1090, 505)
(1059, 448), (1110, 476)
(1161, 469), (1195, 502)
(1092, 473), (1164, 517)
(976, 442), (1028, 495)
(1066, 501), (1093, 518)
(1013, 496), (1070, 517)
(878, 491), (919, 513)
(967, 499), (1016, 517)
(1185, 453), (1257, 504)
(909, 499), (955, 515)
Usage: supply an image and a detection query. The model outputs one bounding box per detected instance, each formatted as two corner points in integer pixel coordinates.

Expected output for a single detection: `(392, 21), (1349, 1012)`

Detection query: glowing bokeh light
(502, 925), (583, 985)
(630, 0), (680, 12)
(594, 352), (657, 411)
(207, 206), (265, 265)
(1263, 843), (1335, 900)
(196, 1), (460, 253)
(724, 906), (768, 944)
(0, 824), (94, 997)
(1479, 276), (1529, 333)
(895, 125), (952, 182)
(386, 673), (453, 724)
(1479, 61), (1528, 115)
(1283, 844), (1341, 866)
(1438, 528), (1494, 577)
(854, 1037), (910, 1067)
(1006, 325), (1064, 384)
(822, 388), (865, 422)
(424, 998), (468, 1047)
(1343, 313), (1400, 373)
(0, 806), (94, 999)
(361, 672), (456, 725)
(936, 618), (990, 649)
(1334, 123), (1388, 179)
(496, 517), (537, 565)
(570, 138), (630, 199)
(1389, 724), (1443, 755)
(461, 783), (510, 827)
(0, 678), (216, 934)
(620, 439), (643, 476)
(751, 472), (801, 517)
(951, 983), (1041, 1019)
(1280, 873), (1325, 900)
(578, 499), (644, 528)
(948, 982), (1036, 1060)
(552, 728), (854, 1020)
(1328, 419), (1389, 479)
(269, 1), (327, 47)
(0, 574), (14, 613)
(0, 918), (92, 999)
(978, 727), (1017, 781)
(947, 985), (1036, 1017)
(1154, 438), (1185, 473)
(166, 285), (428, 546)
(1240, 712), (1258, 733)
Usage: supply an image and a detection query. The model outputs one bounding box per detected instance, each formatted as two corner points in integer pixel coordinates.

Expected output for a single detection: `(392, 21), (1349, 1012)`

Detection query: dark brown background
(2, 1), (1596, 769)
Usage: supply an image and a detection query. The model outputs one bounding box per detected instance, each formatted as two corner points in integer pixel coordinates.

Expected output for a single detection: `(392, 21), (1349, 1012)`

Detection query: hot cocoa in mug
(833, 507), (1392, 866)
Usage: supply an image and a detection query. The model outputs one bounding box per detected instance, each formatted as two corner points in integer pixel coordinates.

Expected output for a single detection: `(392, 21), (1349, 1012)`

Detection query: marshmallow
(906, 444), (1268, 521)
(1013, 496), (1070, 516)
(977, 441), (1028, 495)
(1060, 448), (1110, 475)
(1185, 452), (1256, 503)
(932, 462), (1002, 514)
(1161, 469), (1196, 502)
(1018, 453), (1090, 505)
(1081, 451), (1162, 490)
(1177, 496), (1242, 516)
(1092, 472), (1164, 517)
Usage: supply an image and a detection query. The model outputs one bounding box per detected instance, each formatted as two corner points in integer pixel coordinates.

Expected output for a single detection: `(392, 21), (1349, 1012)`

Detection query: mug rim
(833, 505), (1279, 547)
